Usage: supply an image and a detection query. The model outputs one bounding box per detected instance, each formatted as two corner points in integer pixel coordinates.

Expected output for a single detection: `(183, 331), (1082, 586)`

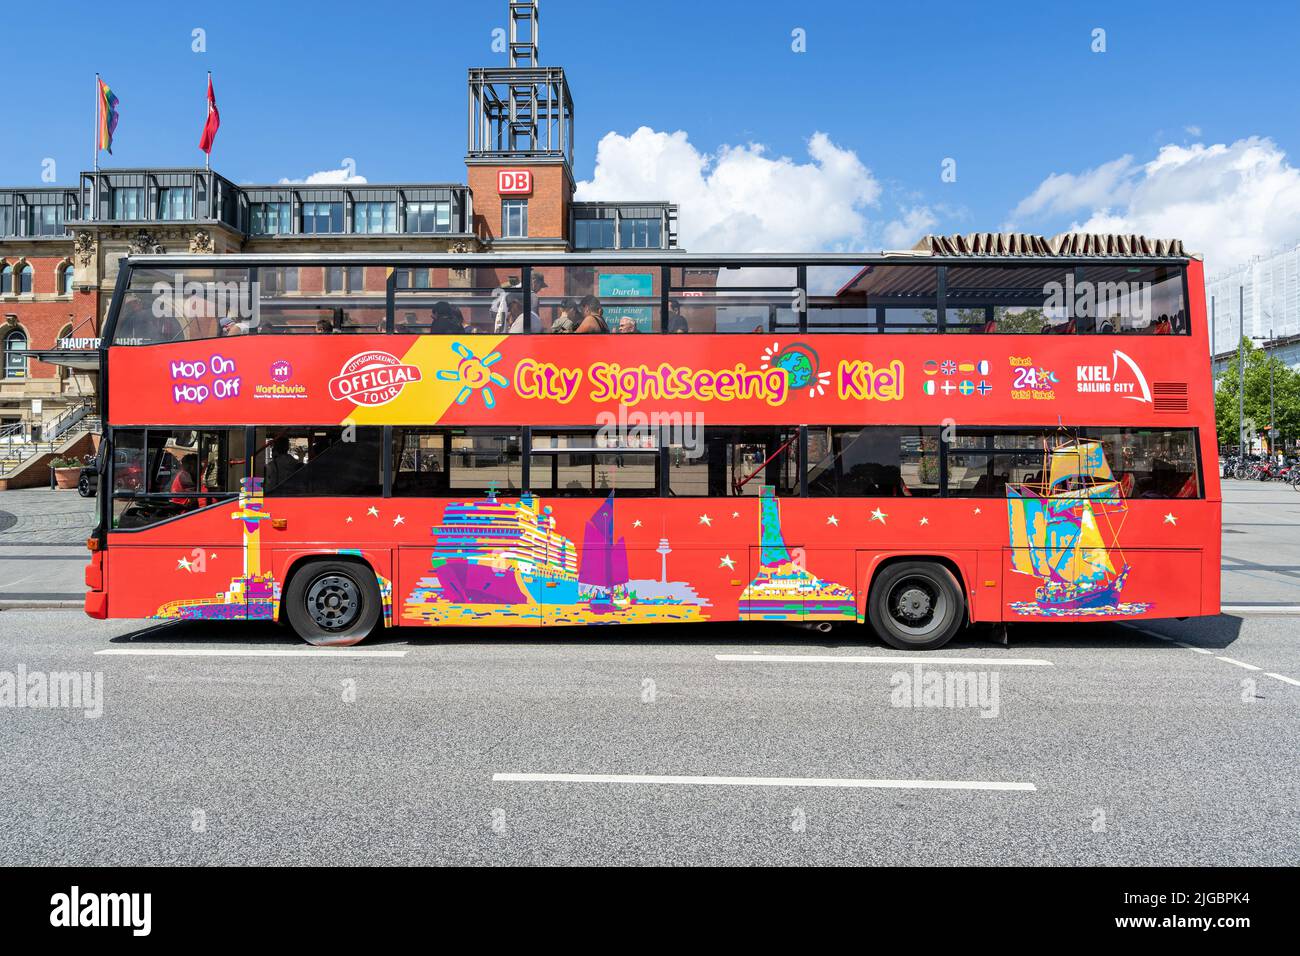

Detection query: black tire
(284, 560), (381, 647)
(868, 561), (965, 650)
(77, 474), (94, 497)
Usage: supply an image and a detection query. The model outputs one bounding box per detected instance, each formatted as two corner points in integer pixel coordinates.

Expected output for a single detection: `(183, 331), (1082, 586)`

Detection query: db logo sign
(498, 169), (532, 195)
(328, 351), (422, 407)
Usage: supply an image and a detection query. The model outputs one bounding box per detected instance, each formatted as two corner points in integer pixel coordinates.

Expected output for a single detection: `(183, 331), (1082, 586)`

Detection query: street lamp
(1252, 320), (1276, 461)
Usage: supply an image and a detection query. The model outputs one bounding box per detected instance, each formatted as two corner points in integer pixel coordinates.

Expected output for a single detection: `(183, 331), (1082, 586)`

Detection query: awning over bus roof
(912, 232), (1190, 258)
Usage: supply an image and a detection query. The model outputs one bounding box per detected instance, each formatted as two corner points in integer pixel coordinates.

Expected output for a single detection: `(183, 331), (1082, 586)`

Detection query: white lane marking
(715, 654), (1052, 667)
(1215, 656), (1262, 671)
(1222, 605), (1300, 615)
(1265, 672), (1300, 687)
(95, 648), (406, 659)
(1128, 626), (1213, 654)
(492, 772), (1035, 792)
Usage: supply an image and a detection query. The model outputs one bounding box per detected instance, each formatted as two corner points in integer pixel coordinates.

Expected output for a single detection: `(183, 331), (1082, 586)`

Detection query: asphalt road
(0, 611), (1296, 866)
(0, 478), (1297, 866)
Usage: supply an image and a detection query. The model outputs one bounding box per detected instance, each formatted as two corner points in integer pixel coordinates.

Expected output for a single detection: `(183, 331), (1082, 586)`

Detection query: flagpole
(204, 71), (211, 172)
(92, 73), (99, 221)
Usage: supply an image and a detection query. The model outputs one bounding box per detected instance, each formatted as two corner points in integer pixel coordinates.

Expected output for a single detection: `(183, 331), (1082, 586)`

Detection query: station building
(0, 0), (678, 484)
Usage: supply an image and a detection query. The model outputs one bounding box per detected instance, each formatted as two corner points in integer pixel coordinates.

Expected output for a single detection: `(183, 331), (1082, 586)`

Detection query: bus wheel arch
(281, 555), (382, 647)
(863, 554), (969, 651)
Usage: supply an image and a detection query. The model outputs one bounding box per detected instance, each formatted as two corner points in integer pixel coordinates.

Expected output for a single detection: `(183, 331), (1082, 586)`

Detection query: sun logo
(760, 341), (831, 398)
(436, 341), (509, 408)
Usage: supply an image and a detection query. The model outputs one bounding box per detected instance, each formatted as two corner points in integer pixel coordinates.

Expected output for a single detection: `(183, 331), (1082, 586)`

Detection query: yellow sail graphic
(1048, 440), (1113, 490)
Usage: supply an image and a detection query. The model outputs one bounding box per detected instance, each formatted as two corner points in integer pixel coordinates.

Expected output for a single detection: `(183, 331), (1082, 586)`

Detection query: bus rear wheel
(285, 560), (380, 647)
(868, 561), (964, 651)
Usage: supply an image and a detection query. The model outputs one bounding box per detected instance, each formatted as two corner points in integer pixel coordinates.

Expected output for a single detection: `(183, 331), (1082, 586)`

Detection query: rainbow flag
(98, 78), (119, 154)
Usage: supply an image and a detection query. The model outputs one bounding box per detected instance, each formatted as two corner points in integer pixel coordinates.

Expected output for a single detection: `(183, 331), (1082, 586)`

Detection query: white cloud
(1010, 136), (1300, 272)
(576, 126), (929, 252)
(1184, 125), (1202, 137)
(278, 165), (367, 185)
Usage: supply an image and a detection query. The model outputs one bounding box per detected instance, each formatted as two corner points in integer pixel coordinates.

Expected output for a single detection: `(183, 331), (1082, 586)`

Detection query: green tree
(1214, 337), (1300, 451)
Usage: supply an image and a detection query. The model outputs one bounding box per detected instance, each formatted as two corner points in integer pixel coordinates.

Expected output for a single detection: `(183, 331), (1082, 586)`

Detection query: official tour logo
(328, 351), (422, 406)
(270, 359), (292, 383)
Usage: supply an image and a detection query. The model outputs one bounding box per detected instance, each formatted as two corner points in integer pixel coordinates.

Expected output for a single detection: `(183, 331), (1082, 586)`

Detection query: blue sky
(2, 0), (1297, 268)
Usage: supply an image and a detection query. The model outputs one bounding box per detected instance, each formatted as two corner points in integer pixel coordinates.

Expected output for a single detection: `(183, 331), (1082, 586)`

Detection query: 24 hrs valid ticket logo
(328, 350), (422, 406)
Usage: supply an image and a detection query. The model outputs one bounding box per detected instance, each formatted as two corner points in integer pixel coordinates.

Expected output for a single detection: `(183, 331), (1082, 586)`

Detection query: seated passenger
(504, 293), (540, 334)
(430, 302), (463, 334)
(1153, 314), (1172, 335)
(668, 300), (690, 334)
(169, 453), (199, 509)
(315, 318), (336, 333)
(617, 316), (640, 334)
(575, 295), (610, 334)
(550, 299), (579, 334)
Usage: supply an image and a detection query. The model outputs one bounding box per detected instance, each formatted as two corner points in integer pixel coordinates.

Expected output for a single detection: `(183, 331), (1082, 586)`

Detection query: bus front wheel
(285, 560), (381, 647)
(868, 561), (965, 651)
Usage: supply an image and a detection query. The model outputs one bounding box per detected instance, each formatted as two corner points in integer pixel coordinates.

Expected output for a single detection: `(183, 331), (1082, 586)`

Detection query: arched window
(59, 263), (74, 296)
(0, 264), (11, 295)
(3, 329), (27, 379)
(18, 264), (33, 294)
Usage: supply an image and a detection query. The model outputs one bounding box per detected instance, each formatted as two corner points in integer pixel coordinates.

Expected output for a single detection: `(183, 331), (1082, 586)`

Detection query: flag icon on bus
(923, 380), (937, 395)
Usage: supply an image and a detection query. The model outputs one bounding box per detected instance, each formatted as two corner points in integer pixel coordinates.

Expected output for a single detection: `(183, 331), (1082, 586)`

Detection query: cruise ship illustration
(421, 488), (579, 606)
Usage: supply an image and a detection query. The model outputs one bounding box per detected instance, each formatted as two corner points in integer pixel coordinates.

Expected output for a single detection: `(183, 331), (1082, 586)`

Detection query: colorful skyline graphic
(154, 477), (280, 621)
(737, 486), (856, 621)
(403, 490), (709, 626)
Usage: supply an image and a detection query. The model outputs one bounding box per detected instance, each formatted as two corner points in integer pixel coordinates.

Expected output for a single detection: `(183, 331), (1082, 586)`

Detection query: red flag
(199, 75), (220, 154)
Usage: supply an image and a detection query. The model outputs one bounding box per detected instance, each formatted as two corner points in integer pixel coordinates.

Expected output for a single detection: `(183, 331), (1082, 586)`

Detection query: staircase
(0, 401), (101, 487)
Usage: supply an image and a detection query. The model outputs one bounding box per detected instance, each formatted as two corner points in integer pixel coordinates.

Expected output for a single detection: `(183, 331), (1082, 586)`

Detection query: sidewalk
(0, 487), (96, 608)
(0, 486), (96, 546)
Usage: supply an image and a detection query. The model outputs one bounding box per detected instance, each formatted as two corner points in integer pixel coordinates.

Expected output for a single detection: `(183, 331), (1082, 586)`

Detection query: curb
(0, 600), (84, 610)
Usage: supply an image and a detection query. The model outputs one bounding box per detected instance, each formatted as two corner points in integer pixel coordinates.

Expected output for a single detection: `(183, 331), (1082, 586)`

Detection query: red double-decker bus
(84, 248), (1219, 649)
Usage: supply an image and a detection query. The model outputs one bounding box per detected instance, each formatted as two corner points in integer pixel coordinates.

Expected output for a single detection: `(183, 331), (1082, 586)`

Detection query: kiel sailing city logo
(328, 351), (422, 406)
(1076, 349), (1152, 403)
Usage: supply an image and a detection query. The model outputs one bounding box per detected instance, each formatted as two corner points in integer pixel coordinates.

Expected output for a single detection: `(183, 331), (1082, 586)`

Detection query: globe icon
(774, 349), (815, 389)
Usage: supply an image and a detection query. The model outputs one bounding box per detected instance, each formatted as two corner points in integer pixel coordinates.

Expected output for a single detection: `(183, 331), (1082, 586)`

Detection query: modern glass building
(1208, 241), (1300, 376)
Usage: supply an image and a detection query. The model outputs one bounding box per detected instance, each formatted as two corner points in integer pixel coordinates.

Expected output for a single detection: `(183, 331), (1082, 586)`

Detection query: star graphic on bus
(1164, 512), (1178, 525)
(436, 341), (509, 409)
(870, 508), (887, 524)
(719, 554), (736, 570)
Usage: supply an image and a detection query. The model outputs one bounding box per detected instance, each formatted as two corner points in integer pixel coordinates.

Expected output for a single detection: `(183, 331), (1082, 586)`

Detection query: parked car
(76, 450), (100, 497)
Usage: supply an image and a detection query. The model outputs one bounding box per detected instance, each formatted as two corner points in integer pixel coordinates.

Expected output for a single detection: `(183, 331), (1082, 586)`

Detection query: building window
(25, 205), (63, 236)
(112, 187), (144, 220)
(619, 217), (662, 249)
(251, 202), (291, 235)
(353, 201), (396, 234)
(17, 264), (32, 295)
(573, 218), (615, 249)
(0, 264), (10, 295)
(0, 206), (13, 236)
(325, 267), (344, 294)
(501, 199), (528, 238)
(3, 329), (27, 379)
(302, 202), (343, 234)
(158, 187), (193, 221)
(348, 266), (365, 292)
(406, 201), (451, 233)
(60, 264), (74, 296)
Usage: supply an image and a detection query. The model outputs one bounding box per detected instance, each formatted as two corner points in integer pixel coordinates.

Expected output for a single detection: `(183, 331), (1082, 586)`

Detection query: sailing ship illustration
(578, 494), (632, 612)
(1006, 437), (1150, 616)
(738, 486), (856, 621)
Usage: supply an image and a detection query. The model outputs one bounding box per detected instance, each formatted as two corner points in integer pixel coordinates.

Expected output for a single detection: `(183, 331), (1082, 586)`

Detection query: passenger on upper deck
(617, 316), (640, 334)
(574, 295), (610, 334)
(550, 299), (579, 334)
(430, 302), (464, 334)
(668, 300), (689, 333)
(504, 293), (541, 334)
